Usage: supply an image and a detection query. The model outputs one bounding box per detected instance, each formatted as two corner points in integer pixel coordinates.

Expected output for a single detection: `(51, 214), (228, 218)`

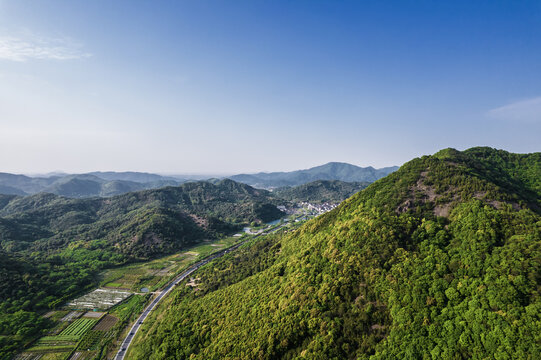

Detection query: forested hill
(131, 147), (541, 360)
(272, 180), (370, 204)
(0, 179), (284, 358)
(0, 179), (282, 258)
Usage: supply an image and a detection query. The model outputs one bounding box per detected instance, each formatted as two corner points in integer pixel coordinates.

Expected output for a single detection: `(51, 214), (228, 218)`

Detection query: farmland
(60, 311), (82, 322)
(59, 318), (99, 339)
(93, 315), (118, 332)
(26, 317), (100, 354)
(67, 289), (132, 310)
(14, 235), (248, 359)
(100, 235), (243, 292)
(14, 353), (70, 360)
(77, 330), (103, 350)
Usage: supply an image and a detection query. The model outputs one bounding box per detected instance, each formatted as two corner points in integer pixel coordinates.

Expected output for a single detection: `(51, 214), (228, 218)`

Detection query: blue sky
(0, 0), (540, 174)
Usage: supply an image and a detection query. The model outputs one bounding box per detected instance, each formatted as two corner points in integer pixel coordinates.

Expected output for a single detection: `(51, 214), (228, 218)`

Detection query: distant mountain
(86, 171), (180, 183)
(0, 165), (398, 198)
(0, 185), (26, 196)
(0, 173), (59, 194)
(229, 162), (398, 188)
(272, 180), (370, 204)
(0, 172), (185, 198)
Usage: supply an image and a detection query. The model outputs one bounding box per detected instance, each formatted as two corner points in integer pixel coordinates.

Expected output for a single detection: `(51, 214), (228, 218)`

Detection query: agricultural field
(77, 330), (103, 351)
(100, 236), (243, 292)
(14, 352), (71, 360)
(24, 317), (101, 359)
(60, 311), (83, 322)
(14, 236), (244, 359)
(41, 353), (70, 360)
(93, 315), (118, 331)
(69, 351), (99, 360)
(66, 289), (132, 310)
(82, 311), (104, 318)
(29, 335), (77, 350)
(21, 312), (121, 360)
(59, 318), (100, 339)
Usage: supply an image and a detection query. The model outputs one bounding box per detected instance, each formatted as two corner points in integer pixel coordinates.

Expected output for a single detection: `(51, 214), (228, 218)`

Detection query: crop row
(27, 344), (75, 352)
(38, 335), (79, 343)
(59, 318), (99, 338)
(77, 330), (103, 351)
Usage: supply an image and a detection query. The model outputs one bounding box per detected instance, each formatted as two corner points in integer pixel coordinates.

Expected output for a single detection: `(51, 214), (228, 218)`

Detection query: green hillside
(0, 179), (283, 256)
(130, 147), (541, 360)
(273, 180), (370, 204)
(0, 179), (283, 359)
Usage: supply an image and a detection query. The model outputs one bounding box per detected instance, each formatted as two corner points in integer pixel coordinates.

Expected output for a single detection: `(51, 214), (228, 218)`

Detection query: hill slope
(130, 147), (541, 360)
(272, 180), (370, 204)
(229, 162), (398, 188)
(0, 179), (283, 257)
(0, 180), (283, 359)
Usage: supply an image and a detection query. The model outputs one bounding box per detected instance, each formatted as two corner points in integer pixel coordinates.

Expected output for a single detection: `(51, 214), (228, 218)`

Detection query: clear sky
(1, 0), (540, 174)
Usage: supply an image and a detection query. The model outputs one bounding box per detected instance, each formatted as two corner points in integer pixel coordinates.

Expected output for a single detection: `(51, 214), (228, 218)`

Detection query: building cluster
(299, 202), (338, 215)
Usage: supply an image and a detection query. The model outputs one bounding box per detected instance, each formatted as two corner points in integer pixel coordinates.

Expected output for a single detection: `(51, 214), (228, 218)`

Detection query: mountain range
(0, 162), (398, 198)
(228, 162), (398, 188)
(0, 172), (184, 198)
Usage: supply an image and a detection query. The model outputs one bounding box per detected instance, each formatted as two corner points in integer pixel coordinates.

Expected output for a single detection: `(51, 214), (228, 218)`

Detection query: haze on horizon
(1, 0), (540, 174)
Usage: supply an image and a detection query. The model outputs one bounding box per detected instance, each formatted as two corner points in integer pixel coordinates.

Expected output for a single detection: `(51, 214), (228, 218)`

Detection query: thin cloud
(0, 34), (91, 62)
(488, 97), (541, 123)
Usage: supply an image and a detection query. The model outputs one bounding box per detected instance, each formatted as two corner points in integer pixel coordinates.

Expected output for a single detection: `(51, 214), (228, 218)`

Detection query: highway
(113, 231), (270, 360)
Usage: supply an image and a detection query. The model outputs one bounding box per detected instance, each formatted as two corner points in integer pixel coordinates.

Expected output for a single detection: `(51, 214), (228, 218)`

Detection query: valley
(5, 199), (320, 360)
(12, 232), (264, 360)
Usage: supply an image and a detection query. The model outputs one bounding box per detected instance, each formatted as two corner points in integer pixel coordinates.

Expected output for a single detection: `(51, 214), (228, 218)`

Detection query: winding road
(114, 230), (273, 360)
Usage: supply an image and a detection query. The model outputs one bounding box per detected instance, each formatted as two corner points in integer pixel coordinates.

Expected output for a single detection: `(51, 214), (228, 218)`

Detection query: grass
(104, 282), (122, 288)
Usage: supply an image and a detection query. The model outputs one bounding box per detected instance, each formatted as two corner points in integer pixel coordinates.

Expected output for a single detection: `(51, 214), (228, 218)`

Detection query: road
(113, 228), (281, 360)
